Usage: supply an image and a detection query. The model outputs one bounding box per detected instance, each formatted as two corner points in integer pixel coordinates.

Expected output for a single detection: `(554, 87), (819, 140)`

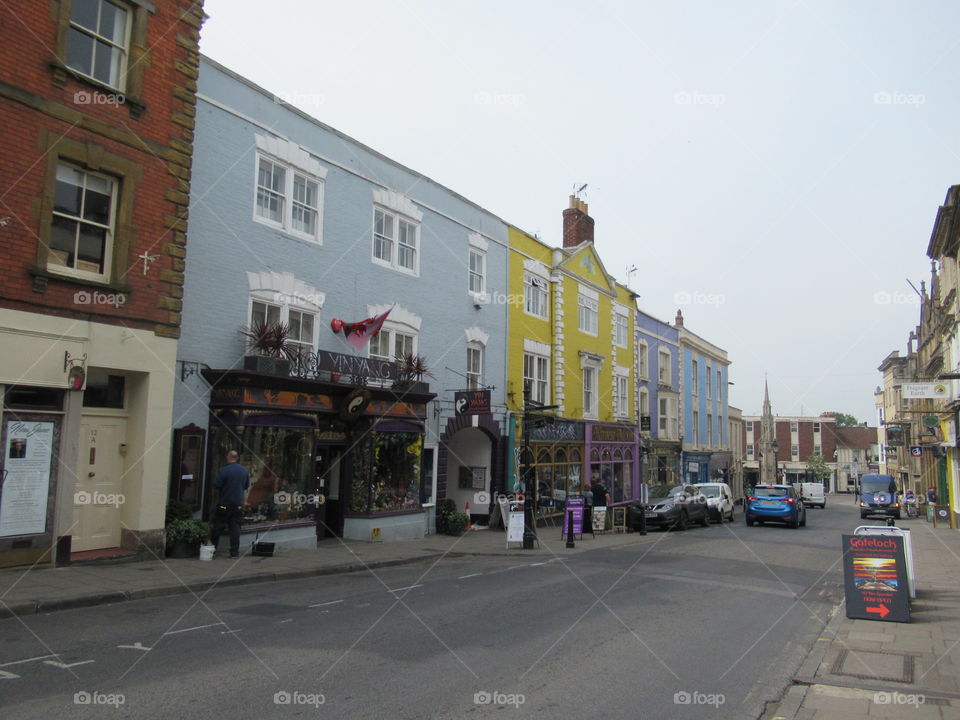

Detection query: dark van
(859, 473), (900, 520)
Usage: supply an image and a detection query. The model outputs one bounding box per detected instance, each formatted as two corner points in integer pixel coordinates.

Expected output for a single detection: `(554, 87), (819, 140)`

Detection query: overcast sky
(199, 0), (959, 423)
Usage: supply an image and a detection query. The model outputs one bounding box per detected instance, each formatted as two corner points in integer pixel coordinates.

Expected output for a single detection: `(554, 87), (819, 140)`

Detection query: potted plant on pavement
(240, 320), (295, 376)
(165, 499), (211, 558)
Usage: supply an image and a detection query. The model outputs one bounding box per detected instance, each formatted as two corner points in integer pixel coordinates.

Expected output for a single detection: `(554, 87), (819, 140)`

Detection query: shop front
(586, 423), (640, 506)
(683, 452), (712, 484)
(203, 368), (433, 546)
(646, 440), (682, 487)
(527, 420), (586, 522)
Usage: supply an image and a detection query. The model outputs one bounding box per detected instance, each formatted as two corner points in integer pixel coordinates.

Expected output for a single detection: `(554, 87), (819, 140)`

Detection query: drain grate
(830, 648), (914, 683)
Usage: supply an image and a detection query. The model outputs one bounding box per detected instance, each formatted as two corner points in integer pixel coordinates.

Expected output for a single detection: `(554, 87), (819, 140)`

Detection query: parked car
(858, 473), (900, 520)
(694, 482), (735, 522)
(629, 484), (710, 531)
(745, 484), (806, 528)
(798, 482), (826, 508)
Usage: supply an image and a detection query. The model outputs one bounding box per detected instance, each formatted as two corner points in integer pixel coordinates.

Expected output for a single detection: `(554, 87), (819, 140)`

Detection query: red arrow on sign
(866, 605), (890, 618)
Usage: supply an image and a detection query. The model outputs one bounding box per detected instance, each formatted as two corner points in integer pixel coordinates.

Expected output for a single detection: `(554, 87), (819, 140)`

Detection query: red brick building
(743, 415), (839, 488)
(0, 0), (204, 566)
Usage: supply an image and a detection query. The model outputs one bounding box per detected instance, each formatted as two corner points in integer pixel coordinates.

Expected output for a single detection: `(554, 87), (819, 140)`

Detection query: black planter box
(243, 355), (291, 376)
(251, 541), (275, 557)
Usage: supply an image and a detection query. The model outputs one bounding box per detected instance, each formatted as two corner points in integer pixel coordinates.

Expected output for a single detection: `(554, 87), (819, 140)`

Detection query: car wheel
(700, 510), (710, 527)
(800, 513), (806, 527)
(727, 508), (735, 522)
(790, 516), (800, 529)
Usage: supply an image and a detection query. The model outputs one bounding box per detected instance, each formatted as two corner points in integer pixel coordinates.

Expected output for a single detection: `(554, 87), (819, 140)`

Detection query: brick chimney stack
(562, 195), (595, 248)
(675, 309), (684, 327)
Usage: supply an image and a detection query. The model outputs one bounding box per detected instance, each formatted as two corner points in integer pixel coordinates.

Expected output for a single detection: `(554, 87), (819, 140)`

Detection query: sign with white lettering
(842, 534), (910, 622)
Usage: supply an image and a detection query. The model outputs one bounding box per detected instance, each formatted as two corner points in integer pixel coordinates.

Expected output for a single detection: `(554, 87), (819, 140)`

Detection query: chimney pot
(675, 309), (684, 327)
(562, 199), (595, 248)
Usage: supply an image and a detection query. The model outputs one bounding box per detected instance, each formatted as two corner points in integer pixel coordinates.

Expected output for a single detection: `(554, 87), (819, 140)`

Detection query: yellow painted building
(506, 198), (639, 518)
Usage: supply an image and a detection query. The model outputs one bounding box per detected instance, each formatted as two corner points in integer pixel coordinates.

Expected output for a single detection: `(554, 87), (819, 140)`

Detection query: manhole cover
(830, 648), (914, 683)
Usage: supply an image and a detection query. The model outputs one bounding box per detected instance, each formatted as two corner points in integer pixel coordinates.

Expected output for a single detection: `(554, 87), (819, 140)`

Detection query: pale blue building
(635, 309), (681, 485)
(172, 56), (509, 546)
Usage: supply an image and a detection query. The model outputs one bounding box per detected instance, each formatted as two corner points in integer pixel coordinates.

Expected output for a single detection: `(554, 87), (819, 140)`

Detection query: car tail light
(747, 496), (758, 502)
(786, 497), (795, 504)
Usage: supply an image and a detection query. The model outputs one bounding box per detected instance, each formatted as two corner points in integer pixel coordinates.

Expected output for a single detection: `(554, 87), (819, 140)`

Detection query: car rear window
(753, 486), (789, 497)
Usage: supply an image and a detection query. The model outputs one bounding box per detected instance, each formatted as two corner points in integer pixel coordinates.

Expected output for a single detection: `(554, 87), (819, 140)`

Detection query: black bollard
(566, 509), (575, 548)
(639, 505), (648, 535)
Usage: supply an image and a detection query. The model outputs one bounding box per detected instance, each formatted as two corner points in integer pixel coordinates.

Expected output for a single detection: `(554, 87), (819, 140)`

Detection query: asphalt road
(0, 496), (866, 720)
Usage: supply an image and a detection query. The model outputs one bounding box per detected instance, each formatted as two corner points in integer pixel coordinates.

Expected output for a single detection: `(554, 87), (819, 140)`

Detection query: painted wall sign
(317, 349), (397, 380)
(454, 389), (491, 416)
(591, 425), (635, 443)
(842, 534), (910, 623)
(0, 421), (55, 537)
(531, 420), (585, 443)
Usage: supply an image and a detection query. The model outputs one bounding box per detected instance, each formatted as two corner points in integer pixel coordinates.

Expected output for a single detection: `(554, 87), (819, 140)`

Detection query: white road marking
(457, 573), (482, 579)
(507, 565), (529, 570)
(116, 643), (151, 652)
(44, 660), (94, 669)
(0, 670), (20, 679)
(220, 629), (242, 634)
(309, 599), (344, 608)
(0, 654), (56, 667)
(163, 622), (225, 635)
(387, 584), (423, 593)
(531, 562), (548, 566)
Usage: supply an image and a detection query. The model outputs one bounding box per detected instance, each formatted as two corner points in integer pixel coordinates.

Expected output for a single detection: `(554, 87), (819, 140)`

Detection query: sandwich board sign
(842, 534), (910, 623)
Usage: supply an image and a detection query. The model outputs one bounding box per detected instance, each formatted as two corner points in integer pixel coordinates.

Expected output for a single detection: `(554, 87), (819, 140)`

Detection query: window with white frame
(467, 343), (483, 389)
(49, 163), (117, 279)
(67, 0), (130, 89)
(583, 366), (597, 418)
(524, 352), (550, 405)
(468, 247), (485, 295)
(247, 271), (323, 364)
(615, 373), (630, 418)
(746, 421), (754, 432)
(691, 359), (699, 395)
(253, 136), (326, 242)
(813, 422), (821, 433)
(524, 274), (548, 318)
(693, 410), (700, 445)
(658, 349), (671, 385)
(614, 308), (628, 348)
(578, 288), (599, 335)
(659, 396), (677, 439)
(716, 369), (722, 400)
(638, 387), (649, 419)
(707, 413), (713, 445)
(638, 340), (648, 378)
(706, 364), (712, 400)
(790, 421), (798, 432)
(370, 328), (415, 361)
(373, 207), (419, 273)
(747, 443), (754, 458)
(791, 444), (799, 458)
(814, 445), (822, 456)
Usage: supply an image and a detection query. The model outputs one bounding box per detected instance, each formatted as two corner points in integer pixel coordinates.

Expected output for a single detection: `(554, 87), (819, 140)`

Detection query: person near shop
(591, 473), (611, 530)
(210, 450), (249, 558)
(927, 487), (938, 506)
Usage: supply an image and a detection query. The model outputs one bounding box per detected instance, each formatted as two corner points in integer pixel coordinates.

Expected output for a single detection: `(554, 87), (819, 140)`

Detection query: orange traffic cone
(464, 502), (473, 530)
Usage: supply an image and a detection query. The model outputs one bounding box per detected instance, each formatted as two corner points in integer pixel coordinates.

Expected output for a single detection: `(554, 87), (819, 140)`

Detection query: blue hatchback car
(745, 484), (806, 528)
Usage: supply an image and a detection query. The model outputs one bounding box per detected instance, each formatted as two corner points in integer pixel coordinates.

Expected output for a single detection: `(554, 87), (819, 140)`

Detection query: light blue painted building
(675, 311), (732, 484)
(635, 309), (682, 486)
(172, 56), (510, 546)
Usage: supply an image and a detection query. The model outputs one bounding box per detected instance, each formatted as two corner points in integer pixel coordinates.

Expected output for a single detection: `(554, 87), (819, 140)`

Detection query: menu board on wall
(0, 421), (54, 537)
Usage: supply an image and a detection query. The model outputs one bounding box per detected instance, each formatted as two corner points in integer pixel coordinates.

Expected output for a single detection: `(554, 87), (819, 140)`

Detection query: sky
(199, 0), (960, 423)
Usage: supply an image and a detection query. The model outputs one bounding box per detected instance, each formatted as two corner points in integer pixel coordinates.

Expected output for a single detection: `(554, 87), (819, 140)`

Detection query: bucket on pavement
(199, 544), (215, 562)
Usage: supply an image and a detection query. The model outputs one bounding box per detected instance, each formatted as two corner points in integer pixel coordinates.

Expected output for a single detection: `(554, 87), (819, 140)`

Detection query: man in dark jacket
(210, 450), (249, 558)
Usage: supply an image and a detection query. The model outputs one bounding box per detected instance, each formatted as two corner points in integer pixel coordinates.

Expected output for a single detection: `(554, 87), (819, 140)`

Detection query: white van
(799, 482), (826, 508)
(693, 482), (735, 523)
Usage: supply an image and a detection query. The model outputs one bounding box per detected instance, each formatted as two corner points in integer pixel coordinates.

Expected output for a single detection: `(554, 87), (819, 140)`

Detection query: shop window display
(214, 426), (317, 525)
(351, 431), (422, 514)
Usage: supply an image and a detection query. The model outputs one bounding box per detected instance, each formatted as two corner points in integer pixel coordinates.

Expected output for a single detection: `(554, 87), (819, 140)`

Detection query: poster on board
(507, 511), (525, 543)
(0, 421), (55, 537)
(842, 534), (910, 622)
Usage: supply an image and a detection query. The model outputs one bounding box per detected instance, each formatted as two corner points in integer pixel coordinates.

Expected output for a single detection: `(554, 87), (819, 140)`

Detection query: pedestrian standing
(591, 473), (611, 530)
(927, 486), (938, 506)
(210, 450), (249, 558)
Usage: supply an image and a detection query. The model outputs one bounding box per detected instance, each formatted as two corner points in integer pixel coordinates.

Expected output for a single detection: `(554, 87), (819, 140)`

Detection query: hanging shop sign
(842, 534), (910, 623)
(454, 389), (491, 416)
(902, 382), (950, 399)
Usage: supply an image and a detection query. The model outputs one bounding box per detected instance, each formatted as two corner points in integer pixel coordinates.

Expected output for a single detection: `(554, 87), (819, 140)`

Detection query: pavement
(4, 515), (960, 720)
(772, 515), (960, 720)
(0, 522), (645, 618)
